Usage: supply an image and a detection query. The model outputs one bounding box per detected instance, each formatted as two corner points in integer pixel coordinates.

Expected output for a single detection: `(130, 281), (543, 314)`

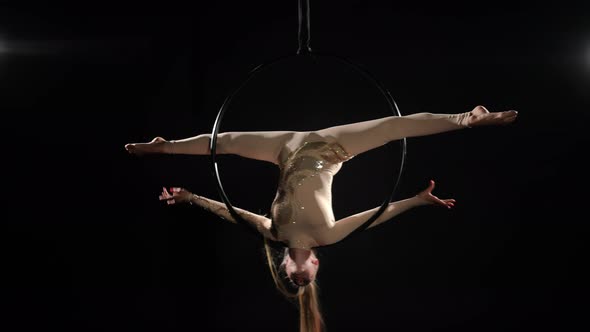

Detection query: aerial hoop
(210, 0), (407, 243)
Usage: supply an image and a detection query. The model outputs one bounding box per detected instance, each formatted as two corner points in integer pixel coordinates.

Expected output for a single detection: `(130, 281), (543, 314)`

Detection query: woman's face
(284, 252), (319, 286)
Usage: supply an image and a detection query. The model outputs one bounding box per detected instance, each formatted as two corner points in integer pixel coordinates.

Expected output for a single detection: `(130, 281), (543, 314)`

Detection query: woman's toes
(504, 115), (518, 124)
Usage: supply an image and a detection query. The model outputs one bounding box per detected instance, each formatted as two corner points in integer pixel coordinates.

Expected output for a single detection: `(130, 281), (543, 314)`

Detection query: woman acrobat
(125, 105), (517, 332)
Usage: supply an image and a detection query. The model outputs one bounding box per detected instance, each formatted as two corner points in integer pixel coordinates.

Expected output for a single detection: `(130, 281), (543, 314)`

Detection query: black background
(1, 1), (589, 331)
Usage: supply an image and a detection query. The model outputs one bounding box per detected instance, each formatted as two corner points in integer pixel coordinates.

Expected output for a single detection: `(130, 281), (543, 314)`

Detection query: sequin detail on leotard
(270, 141), (353, 249)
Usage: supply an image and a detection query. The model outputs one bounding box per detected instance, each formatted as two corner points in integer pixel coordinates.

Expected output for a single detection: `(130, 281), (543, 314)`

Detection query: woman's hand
(416, 180), (456, 209)
(159, 187), (193, 205)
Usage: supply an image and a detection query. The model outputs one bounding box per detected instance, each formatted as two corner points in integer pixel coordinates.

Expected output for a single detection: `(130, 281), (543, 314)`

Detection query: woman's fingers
(159, 186), (189, 204)
(435, 198), (449, 208)
(160, 187), (177, 201)
(159, 194), (174, 201)
(441, 199), (456, 208)
(430, 196), (451, 208)
(171, 187), (182, 193)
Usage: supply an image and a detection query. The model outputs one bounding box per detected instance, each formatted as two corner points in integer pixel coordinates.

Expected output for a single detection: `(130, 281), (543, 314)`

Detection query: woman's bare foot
(125, 137), (169, 155)
(462, 105), (518, 128)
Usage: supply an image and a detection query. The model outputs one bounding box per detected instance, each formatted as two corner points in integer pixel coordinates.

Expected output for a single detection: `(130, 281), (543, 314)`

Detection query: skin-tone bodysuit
(270, 141), (353, 249)
(128, 107), (518, 248)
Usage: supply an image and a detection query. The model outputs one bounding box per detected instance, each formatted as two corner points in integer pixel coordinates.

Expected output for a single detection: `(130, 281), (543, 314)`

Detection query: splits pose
(125, 105), (517, 332)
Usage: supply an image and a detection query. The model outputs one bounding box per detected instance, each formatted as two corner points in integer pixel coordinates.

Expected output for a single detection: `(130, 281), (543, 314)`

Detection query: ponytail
(298, 280), (324, 332)
(264, 238), (325, 332)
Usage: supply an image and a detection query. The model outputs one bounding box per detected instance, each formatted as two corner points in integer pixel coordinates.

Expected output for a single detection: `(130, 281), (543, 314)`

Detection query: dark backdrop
(1, 1), (589, 331)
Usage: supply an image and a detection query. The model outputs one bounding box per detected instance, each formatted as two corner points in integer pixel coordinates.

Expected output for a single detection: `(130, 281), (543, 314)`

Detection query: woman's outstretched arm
(324, 180), (454, 245)
(160, 187), (277, 240)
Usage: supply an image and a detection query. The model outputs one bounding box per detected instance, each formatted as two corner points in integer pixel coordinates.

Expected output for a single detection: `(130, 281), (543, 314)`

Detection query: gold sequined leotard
(270, 141), (353, 249)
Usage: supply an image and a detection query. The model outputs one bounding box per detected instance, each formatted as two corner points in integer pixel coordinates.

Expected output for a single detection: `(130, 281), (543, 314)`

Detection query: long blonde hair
(264, 238), (325, 332)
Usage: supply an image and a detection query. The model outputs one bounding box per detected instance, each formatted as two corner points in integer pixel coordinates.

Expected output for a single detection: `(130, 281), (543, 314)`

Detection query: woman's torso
(270, 133), (353, 249)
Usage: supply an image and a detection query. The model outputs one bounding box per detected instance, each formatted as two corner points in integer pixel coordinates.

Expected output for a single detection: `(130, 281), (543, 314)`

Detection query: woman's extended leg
(315, 105), (517, 156)
(125, 131), (297, 165)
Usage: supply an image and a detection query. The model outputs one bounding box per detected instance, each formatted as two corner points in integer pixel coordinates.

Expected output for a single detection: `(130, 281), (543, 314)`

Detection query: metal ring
(210, 52), (407, 244)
